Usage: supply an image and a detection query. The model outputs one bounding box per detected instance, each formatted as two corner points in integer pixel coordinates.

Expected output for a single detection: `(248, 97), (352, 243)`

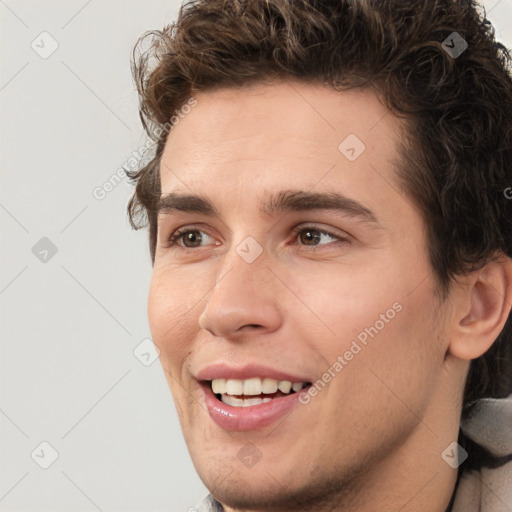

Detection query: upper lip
(195, 363), (312, 383)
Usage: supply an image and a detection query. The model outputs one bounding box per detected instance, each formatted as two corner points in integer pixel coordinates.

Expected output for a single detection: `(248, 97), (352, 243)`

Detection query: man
(127, 0), (512, 510)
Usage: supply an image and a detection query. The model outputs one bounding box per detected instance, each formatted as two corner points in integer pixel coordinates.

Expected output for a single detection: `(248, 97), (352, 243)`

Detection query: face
(148, 82), (450, 509)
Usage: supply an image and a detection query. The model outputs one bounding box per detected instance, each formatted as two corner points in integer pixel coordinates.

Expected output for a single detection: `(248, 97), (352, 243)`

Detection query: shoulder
(452, 397), (512, 511)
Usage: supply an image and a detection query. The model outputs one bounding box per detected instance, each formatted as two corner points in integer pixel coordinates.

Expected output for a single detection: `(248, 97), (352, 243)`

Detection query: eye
(166, 227), (216, 248)
(291, 225), (347, 247)
(163, 224), (348, 251)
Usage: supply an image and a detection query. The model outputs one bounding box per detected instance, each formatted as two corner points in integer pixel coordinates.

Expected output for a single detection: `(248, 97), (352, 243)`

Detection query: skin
(147, 81), (512, 512)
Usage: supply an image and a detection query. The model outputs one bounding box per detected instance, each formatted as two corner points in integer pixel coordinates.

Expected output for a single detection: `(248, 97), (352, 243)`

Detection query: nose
(198, 247), (283, 339)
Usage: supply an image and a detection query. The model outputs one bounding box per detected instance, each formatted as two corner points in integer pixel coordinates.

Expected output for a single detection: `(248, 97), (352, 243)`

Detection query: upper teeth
(211, 378), (305, 395)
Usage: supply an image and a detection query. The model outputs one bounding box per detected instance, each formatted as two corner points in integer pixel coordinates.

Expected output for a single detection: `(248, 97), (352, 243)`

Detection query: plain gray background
(1, 1), (511, 511)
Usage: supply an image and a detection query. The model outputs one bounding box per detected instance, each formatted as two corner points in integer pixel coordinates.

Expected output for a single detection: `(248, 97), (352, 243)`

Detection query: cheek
(287, 260), (402, 338)
(295, 271), (441, 448)
(327, 277), (440, 418)
(289, 256), (440, 369)
(147, 264), (206, 374)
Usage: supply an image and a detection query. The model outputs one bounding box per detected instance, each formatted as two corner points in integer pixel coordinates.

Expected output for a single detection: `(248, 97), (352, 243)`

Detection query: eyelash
(164, 224), (348, 250)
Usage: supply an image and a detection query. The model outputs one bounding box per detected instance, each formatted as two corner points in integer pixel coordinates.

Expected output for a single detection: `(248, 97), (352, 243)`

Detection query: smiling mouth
(208, 377), (312, 407)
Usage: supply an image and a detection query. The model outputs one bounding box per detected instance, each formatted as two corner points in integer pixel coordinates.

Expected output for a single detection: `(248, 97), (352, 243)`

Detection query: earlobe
(449, 255), (512, 361)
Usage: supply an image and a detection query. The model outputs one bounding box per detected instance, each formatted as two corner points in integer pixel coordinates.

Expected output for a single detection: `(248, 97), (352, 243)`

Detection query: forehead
(159, 81), (406, 216)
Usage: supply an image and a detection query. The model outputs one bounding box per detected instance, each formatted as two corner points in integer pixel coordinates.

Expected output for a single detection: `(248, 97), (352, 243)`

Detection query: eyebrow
(157, 190), (380, 226)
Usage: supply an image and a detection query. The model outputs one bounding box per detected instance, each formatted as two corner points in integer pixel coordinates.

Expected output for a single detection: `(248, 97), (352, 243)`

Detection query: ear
(448, 255), (512, 361)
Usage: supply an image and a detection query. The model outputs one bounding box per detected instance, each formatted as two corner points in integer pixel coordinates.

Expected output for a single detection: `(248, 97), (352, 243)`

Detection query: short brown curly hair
(127, 0), (512, 416)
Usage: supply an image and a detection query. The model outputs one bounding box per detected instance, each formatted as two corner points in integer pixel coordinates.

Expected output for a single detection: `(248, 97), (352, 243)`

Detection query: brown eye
(295, 227), (341, 246)
(167, 228), (215, 248)
(299, 229), (322, 245)
(180, 231), (204, 247)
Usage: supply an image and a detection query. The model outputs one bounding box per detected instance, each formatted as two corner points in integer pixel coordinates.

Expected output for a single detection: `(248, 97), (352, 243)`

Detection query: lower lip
(201, 383), (307, 431)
